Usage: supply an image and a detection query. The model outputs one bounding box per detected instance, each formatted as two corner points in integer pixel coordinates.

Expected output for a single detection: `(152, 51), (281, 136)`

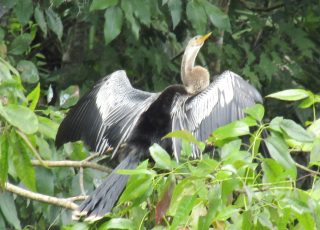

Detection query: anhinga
(55, 33), (262, 221)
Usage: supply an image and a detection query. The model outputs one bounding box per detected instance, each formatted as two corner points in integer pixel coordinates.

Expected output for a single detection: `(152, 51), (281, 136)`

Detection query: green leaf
(34, 5), (47, 37)
(163, 130), (205, 152)
(204, 2), (231, 32)
(120, 1), (140, 39)
(90, 0), (118, 11)
(211, 120), (250, 141)
(258, 53), (276, 81)
(0, 104), (38, 134)
(168, 0), (182, 29)
(26, 83), (40, 110)
(14, 0), (33, 25)
(262, 158), (286, 183)
(99, 218), (134, 230)
(46, 8), (63, 40)
(0, 192), (21, 229)
(280, 119), (313, 142)
(186, 1), (207, 33)
(150, 144), (173, 170)
(38, 116), (59, 139)
(119, 173), (153, 203)
(308, 119), (320, 137)
(10, 130), (36, 191)
(269, 116), (283, 133)
(117, 168), (156, 175)
(59, 85), (79, 108)
(0, 135), (8, 188)
(9, 33), (33, 55)
(17, 60), (39, 84)
(0, 62), (12, 81)
(216, 206), (240, 221)
(220, 139), (242, 161)
(133, 0), (151, 26)
(244, 104), (265, 121)
(264, 135), (296, 178)
(310, 139), (320, 166)
(267, 89), (310, 101)
(104, 6), (123, 45)
(35, 136), (51, 159)
(36, 168), (54, 195)
(170, 195), (197, 230)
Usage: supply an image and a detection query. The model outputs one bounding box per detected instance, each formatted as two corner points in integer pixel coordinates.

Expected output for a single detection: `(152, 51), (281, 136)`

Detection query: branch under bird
(55, 33), (263, 221)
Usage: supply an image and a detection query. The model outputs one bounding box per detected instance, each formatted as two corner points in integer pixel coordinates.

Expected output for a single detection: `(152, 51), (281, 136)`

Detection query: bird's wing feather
(55, 70), (158, 156)
(171, 70), (262, 160)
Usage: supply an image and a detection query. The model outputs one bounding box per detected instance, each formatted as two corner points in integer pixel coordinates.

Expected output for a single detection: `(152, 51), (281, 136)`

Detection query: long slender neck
(181, 46), (201, 85)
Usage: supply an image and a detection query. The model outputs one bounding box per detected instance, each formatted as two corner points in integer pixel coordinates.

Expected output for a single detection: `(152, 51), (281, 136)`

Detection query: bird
(55, 33), (263, 221)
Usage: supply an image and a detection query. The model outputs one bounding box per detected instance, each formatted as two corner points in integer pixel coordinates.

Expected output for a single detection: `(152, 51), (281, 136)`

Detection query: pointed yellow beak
(196, 32), (212, 45)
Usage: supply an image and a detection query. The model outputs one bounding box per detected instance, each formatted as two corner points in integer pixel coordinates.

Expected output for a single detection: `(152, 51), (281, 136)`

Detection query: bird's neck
(181, 46), (199, 85)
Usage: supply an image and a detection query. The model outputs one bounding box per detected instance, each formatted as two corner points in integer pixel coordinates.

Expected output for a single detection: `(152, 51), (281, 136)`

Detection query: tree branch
(240, 0), (284, 12)
(31, 160), (112, 173)
(4, 182), (79, 210)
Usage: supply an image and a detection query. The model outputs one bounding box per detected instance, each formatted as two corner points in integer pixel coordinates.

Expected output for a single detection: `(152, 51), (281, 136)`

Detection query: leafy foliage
(0, 0), (319, 229)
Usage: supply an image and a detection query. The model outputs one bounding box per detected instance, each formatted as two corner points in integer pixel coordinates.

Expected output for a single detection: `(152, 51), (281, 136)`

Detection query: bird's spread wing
(171, 70), (263, 160)
(55, 70), (158, 156)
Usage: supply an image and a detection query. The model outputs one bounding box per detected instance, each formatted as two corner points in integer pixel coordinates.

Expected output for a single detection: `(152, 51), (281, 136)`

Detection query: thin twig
(31, 160), (112, 173)
(295, 163), (320, 176)
(16, 130), (43, 163)
(66, 195), (89, 202)
(79, 167), (86, 195)
(240, 0), (285, 12)
(5, 182), (78, 210)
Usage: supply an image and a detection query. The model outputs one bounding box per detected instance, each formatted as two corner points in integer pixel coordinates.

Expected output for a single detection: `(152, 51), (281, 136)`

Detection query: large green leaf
(90, 0), (119, 11)
(46, 8), (63, 40)
(104, 6), (123, 45)
(264, 135), (296, 178)
(204, 1), (231, 32)
(267, 89), (310, 101)
(150, 144), (174, 170)
(211, 120), (250, 141)
(17, 60), (39, 84)
(99, 218), (134, 230)
(186, 1), (207, 33)
(170, 195), (197, 230)
(168, 0), (182, 29)
(10, 130), (36, 191)
(9, 33), (33, 55)
(26, 83), (40, 111)
(0, 135), (8, 188)
(133, 0), (151, 26)
(0, 104), (38, 134)
(119, 173), (153, 203)
(310, 139), (320, 166)
(14, 0), (33, 25)
(120, 1), (140, 39)
(0, 62), (12, 81)
(34, 5), (47, 37)
(262, 158), (286, 183)
(0, 192), (21, 229)
(280, 119), (313, 142)
(244, 104), (265, 121)
(38, 116), (59, 139)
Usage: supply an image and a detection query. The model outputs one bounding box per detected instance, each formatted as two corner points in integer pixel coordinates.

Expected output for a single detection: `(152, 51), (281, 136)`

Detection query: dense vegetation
(0, 0), (319, 229)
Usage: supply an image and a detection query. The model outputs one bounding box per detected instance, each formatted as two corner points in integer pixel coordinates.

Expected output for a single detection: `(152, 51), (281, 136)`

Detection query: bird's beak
(196, 32), (212, 45)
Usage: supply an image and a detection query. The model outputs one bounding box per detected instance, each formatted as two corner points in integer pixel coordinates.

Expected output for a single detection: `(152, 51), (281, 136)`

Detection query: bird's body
(55, 34), (263, 221)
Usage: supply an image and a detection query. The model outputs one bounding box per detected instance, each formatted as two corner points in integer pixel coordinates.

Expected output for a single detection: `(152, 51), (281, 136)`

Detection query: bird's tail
(72, 146), (142, 221)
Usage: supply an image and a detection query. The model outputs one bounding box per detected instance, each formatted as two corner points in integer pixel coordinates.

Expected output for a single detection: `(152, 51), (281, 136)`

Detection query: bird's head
(187, 32), (212, 48)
